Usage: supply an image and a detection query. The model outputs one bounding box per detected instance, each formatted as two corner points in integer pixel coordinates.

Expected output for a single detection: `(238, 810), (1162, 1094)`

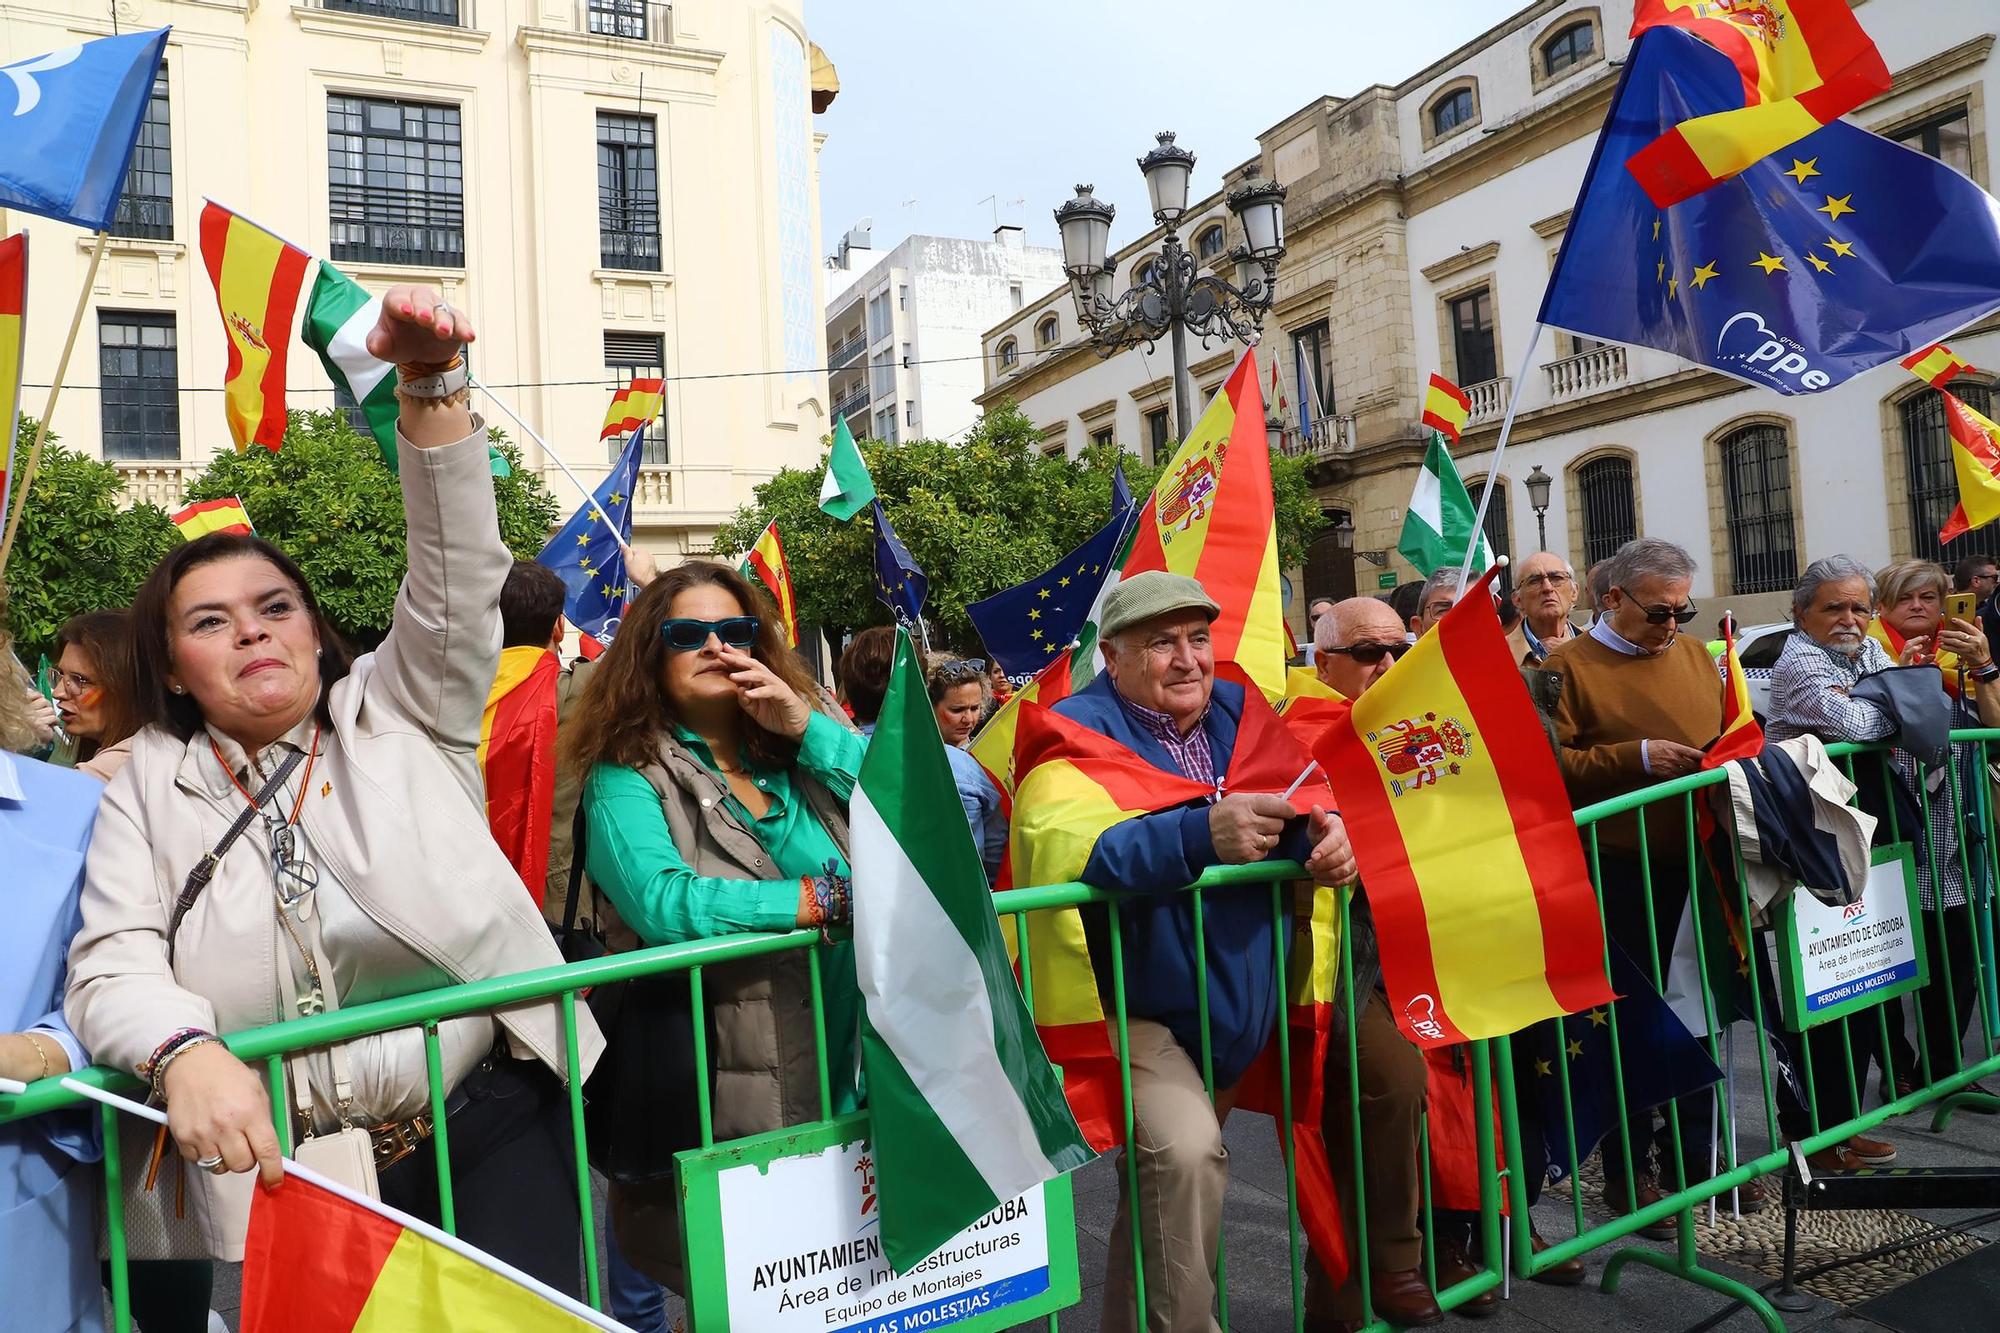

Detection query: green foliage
(5, 414), (180, 660)
(710, 400), (1326, 650)
(180, 409), (561, 646)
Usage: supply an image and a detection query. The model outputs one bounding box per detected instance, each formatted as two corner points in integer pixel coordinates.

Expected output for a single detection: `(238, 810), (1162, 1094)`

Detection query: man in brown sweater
(1545, 537), (1725, 1232)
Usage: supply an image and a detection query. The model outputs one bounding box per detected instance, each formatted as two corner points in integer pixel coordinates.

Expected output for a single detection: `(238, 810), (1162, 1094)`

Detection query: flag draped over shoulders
(478, 646), (560, 905)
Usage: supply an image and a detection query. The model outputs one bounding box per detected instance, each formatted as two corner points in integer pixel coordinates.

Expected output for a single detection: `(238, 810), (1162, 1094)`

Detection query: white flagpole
(59, 1077), (634, 1332)
(1454, 323), (1547, 591)
(469, 373), (610, 516)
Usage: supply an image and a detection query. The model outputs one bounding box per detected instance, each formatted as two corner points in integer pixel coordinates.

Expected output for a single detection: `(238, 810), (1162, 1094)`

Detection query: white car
(1724, 621), (1792, 722)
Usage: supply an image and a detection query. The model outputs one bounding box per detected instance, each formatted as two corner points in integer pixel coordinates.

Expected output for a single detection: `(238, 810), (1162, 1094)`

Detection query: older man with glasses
(1508, 552), (1582, 665)
(1312, 597), (1410, 699)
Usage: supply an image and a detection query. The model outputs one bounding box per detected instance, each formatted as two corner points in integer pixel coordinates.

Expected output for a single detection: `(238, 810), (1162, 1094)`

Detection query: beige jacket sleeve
(365, 420), (511, 753)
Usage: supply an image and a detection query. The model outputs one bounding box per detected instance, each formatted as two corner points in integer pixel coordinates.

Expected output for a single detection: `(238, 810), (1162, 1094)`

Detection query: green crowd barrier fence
(5, 730), (1998, 1332)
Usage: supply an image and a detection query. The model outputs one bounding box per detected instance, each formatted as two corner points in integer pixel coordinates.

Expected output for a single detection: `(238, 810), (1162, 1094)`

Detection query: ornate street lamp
(1055, 132), (1287, 434)
(1525, 464), (1553, 550)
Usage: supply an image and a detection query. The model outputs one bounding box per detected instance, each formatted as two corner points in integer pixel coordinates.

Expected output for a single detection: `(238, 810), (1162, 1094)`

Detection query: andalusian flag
(1706, 614), (1765, 767)
(1903, 342), (1974, 390)
(1312, 568), (1613, 1047)
(199, 203), (310, 452)
(1938, 392), (2000, 545)
(600, 379), (664, 441)
(170, 496), (254, 541)
(1122, 350), (1287, 699)
(853, 631), (1092, 1271)
(818, 414), (876, 520)
(240, 1172), (620, 1332)
(740, 520), (799, 647)
(1420, 372), (1472, 443)
(0, 232), (23, 527)
(1398, 433), (1494, 578)
(477, 646), (561, 905)
(1626, 0), (1890, 207)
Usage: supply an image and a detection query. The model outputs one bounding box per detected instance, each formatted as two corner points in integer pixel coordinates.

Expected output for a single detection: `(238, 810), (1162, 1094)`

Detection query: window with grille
(1540, 22), (1594, 78)
(605, 331), (667, 465)
(1720, 423), (1798, 594)
(325, 0), (460, 24)
(1577, 456), (1636, 567)
(1145, 407), (1171, 465)
(99, 313), (179, 460)
(1431, 87), (1475, 138)
(112, 71), (173, 240)
(328, 96), (464, 268)
(586, 0), (650, 39)
(1196, 225), (1225, 260)
(1892, 109), (1972, 179)
(1904, 383), (1998, 565)
(597, 113), (660, 271)
(1470, 478), (1513, 599)
(1448, 289), (1498, 386)
(1291, 322), (1335, 424)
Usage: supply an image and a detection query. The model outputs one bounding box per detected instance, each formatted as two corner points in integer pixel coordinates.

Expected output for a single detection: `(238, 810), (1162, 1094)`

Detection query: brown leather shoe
(1806, 1142), (1869, 1171)
(1601, 1172), (1678, 1240)
(1529, 1229), (1587, 1286)
(1845, 1133), (1897, 1164)
(1369, 1268), (1445, 1328)
(1435, 1241), (1498, 1317)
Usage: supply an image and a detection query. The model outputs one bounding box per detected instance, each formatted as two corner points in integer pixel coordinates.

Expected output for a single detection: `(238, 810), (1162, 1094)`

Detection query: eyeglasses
(1615, 587), (1699, 625)
(1519, 572), (1574, 591)
(930, 658), (988, 683)
(49, 667), (95, 695)
(1323, 640), (1410, 666)
(661, 616), (760, 652)
(265, 816), (320, 908)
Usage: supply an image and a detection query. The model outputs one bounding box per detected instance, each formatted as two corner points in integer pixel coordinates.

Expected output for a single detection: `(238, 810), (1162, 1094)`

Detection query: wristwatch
(395, 350), (467, 400)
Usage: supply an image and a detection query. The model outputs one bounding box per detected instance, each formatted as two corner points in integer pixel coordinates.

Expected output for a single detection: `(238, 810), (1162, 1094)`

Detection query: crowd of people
(5, 285), (2000, 1333)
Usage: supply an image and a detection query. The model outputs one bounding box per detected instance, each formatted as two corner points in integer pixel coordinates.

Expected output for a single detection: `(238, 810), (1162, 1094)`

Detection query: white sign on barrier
(1777, 844), (1926, 1029)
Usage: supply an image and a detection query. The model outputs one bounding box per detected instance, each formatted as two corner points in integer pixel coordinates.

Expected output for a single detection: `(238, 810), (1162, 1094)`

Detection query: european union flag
(0, 29), (169, 232)
(1541, 27), (2000, 395)
(872, 500), (927, 630)
(966, 466), (1136, 678)
(538, 428), (644, 655)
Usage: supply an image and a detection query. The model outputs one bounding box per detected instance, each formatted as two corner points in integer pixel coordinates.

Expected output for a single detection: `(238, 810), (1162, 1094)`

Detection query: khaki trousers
(1101, 1018), (1236, 1333)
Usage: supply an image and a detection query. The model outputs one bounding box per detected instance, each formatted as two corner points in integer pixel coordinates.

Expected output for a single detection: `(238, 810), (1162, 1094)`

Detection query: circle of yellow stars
(1532, 1006), (1610, 1078)
(1650, 156), (1857, 302)
(1026, 559), (1107, 655)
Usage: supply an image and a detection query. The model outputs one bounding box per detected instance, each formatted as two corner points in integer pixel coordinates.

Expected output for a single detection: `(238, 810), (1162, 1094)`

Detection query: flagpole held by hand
(0, 231), (109, 571)
(469, 373), (611, 515)
(1454, 322), (1546, 592)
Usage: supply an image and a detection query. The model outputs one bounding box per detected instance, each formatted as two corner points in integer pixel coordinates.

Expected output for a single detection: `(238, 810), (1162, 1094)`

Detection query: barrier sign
(1774, 843), (1926, 1030)
(677, 1110), (1078, 1333)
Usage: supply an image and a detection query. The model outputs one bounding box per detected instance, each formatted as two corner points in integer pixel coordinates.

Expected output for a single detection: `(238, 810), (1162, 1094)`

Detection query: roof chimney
(994, 223), (1024, 249)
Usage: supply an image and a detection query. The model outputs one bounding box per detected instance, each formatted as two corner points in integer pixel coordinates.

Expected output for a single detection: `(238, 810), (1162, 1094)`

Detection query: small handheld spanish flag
(171, 496), (254, 541)
(1903, 343), (1974, 390)
(1420, 372), (1472, 444)
(600, 378), (664, 441)
(740, 519), (799, 647)
(198, 203), (310, 452)
(1704, 612), (1765, 769)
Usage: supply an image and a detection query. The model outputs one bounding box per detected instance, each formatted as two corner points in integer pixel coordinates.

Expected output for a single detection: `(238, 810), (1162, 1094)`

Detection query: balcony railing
(581, 0), (670, 42)
(1544, 344), (1627, 400)
(831, 389), (870, 425)
(321, 0), (466, 26)
(112, 461), (200, 512)
(1465, 376), (1509, 425)
(827, 332), (867, 370)
(633, 467), (672, 511)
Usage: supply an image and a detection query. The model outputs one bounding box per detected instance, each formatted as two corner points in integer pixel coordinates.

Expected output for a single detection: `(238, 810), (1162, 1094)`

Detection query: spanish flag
(1903, 343), (1974, 390)
(170, 495), (254, 541)
(0, 232), (24, 525)
(599, 378), (664, 441)
(198, 203), (310, 452)
(477, 646), (560, 905)
(1626, 0), (1890, 207)
(1122, 350), (1287, 700)
(969, 644), (1076, 809)
(241, 1172), (616, 1332)
(1420, 372), (1472, 444)
(741, 519), (799, 647)
(1937, 391), (2000, 546)
(1312, 568), (1613, 1048)
(1706, 613), (1765, 765)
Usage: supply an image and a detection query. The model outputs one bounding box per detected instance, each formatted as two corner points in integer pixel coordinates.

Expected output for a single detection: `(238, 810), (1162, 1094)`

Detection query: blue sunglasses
(661, 616), (760, 652)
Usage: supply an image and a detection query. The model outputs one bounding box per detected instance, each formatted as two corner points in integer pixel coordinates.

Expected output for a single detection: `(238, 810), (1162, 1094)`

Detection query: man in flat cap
(1053, 571), (1355, 1333)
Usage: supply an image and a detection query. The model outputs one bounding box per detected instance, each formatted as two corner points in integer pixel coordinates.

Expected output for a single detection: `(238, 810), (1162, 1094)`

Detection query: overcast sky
(811, 0), (1526, 257)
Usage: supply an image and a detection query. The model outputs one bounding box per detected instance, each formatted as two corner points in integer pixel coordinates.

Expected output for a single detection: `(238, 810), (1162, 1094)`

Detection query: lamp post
(1054, 132), (1287, 435)
(1525, 464), (1553, 551)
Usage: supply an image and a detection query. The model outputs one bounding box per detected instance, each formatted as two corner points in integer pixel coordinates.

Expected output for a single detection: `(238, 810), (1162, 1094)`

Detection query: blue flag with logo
(1541, 27), (2000, 396)
(966, 466), (1135, 678)
(872, 500), (927, 630)
(0, 29), (170, 232)
(538, 428), (644, 654)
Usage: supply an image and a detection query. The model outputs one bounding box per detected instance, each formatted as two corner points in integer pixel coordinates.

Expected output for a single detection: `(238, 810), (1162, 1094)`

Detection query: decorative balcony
(1544, 344), (1628, 400)
(581, 0), (670, 42)
(112, 461), (200, 512)
(1465, 376), (1509, 424)
(633, 467), (672, 512)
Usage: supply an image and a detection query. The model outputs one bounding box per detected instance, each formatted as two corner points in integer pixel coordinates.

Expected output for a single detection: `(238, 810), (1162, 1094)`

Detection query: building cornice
(517, 25), (725, 75)
(1529, 208), (1571, 240)
(1460, 365), (1751, 449)
(1866, 34), (1994, 106)
(1420, 240), (1500, 285)
(291, 4), (491, 52)
(1402, 71), (1618, 216)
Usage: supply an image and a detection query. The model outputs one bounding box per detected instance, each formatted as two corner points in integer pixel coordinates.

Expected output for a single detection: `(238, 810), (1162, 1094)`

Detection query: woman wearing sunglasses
(51, 610), (147, 781)
(561, 560), (864, 1289)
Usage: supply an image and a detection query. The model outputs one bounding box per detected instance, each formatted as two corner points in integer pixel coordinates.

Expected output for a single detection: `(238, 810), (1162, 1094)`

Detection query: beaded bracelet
(149, 1035), (223, 1103)
(140, 1027), (217, 1100)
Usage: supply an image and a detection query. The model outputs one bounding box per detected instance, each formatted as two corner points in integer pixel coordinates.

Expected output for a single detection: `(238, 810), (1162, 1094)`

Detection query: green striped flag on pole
(818, 414), (876, 520)
(1397, 431), (1493, 576)
(851, 630), (1093, 1273)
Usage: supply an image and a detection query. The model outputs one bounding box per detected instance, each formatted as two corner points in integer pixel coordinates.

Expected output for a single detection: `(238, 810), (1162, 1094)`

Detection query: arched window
(1430, 86), (1476, 138)
(1134, 255), (1160, 287)
(1904, 382), (1998, 563)
(1469, 477), (1514, 599)
(1577, 455), (1636, 566)
(1719, 422), (1798, 594)
(996, 339), (1017, 371)
(1196, 224), (1225, 260)
(1541, 21), (1595, 79)
(1036, 314), (1059, 347)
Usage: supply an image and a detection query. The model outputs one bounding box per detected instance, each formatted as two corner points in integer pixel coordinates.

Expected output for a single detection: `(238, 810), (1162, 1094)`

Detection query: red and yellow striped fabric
(0, 232), (25, 524)
(1627, 0), (1890, 207)
(170, 496), (255, 540)
(241, 1175), (604, 1332)
(1311, 568), (1613, 1048)
(970, 645), (1075, 810)
(1938, 391), (2000, 545)
(477, 646), (561, 905)
(199, 203), (310, 452)
(743, 519), (798, 647)
(1122, 351), (1288, 700)
(599, 378), (664, 441)
(1903, 343), (1974, 390)
(1420, 372), (1472, 444)
(1707, 615), (1766, 766)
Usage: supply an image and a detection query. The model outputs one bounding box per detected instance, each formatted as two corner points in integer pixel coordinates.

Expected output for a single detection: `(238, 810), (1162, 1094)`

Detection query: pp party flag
(0, 29), (168, 231)
(170, 495), (253, 540)
(1936, 392), (2000, 545)
(600, 378), (663, 441)
(1419, 372), (1472, 444)
(1540, 27), (2000, 396)
(851, 630), (1092, 1272)
(1122, 349), (1287, 699)
(199, 203), (310, 452)
(1398, 433), (1494, 578)
(538, 427), (644, 658)
(0, 233), (23, 528)
(1626, 0), (1889, 208)
(819, 414), (876, 520)
(967, 465), (1135, 678)
(872, 500), (927, 629)
(1903, 343), (1974, 390)
(1706, 613), (1765, 768)
(740, 519), (799, 647)
(477, 645), (560, 905)
(1312, 567), (1613, 1048)
(240, 1171), (622, 1333)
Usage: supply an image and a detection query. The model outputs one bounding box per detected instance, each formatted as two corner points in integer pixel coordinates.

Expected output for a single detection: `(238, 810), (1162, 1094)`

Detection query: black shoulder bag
(167, 747), (309, 968)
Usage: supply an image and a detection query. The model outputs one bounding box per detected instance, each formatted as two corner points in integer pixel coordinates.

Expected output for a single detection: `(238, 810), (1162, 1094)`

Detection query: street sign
(1377, 572), (1398, 590)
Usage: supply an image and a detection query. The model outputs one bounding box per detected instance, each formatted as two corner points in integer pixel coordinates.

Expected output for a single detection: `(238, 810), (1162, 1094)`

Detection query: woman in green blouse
(560, 560), (862, 1289)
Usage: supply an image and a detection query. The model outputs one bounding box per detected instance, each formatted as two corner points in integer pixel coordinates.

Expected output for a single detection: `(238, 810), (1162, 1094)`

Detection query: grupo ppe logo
(1716, 311), (1834, 392)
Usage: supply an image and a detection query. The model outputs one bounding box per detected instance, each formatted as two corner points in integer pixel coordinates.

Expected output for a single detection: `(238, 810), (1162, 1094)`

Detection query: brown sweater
(1544, 630), (1724, 857)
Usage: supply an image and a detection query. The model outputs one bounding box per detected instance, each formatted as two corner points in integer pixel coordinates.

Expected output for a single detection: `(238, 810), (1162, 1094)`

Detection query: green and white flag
(851, 631), (1092, 1273)
(302, 260), (510, 477)
(818, 414), (876, 520)
(1397, 431), (1494, 577)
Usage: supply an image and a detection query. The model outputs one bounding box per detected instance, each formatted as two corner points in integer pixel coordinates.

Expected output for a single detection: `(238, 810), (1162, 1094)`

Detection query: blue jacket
(1053, 674), (1308, 1088)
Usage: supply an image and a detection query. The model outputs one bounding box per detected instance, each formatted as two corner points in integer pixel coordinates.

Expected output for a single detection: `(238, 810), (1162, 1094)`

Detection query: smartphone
(1947, 591), (1978, 626)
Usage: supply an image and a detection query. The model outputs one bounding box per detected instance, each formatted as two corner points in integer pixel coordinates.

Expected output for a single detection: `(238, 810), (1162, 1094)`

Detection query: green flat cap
(1099, 570), (1221, 640)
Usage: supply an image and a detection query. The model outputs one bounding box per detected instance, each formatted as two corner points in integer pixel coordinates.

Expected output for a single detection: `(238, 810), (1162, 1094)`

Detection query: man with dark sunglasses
(1313, 597), (1410, 699)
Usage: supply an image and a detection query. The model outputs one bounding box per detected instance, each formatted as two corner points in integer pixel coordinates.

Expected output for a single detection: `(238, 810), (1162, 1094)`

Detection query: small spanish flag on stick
(1903, 342), (1974, 390)
(1420, 372), (1472, 444)
(740, 519), (799, 647)
(600, 378), (664, 441)
(170, 496), (254, 541)
(198, 202), (310, 452)
(1705, 612), (1765, 768)
(1937, 392), (2000, 545)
